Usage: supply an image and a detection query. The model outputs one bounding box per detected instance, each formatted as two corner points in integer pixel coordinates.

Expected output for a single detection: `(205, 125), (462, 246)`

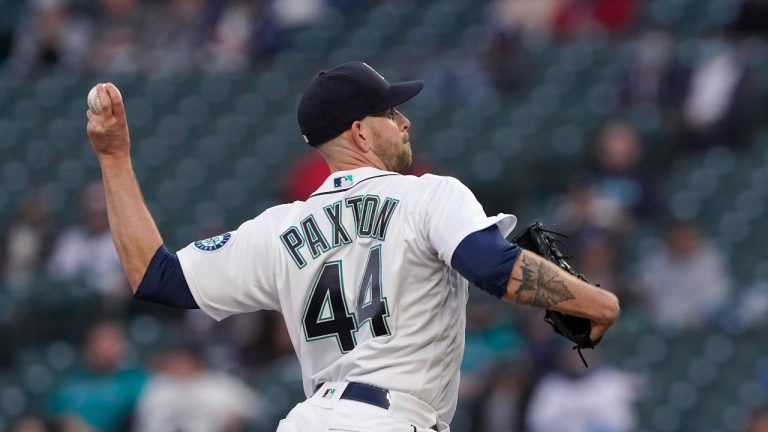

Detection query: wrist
(98, 154), (133, 171)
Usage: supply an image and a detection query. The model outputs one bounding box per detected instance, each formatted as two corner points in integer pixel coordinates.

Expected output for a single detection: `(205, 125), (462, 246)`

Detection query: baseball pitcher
(85, 62), (620, 432)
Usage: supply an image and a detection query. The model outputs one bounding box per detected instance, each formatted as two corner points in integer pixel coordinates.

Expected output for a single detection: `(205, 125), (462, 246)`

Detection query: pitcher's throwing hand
(86, 83), (130, 160)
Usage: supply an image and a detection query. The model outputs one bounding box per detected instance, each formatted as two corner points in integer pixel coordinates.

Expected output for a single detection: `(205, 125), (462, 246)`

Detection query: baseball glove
(511, 221), (600, 367)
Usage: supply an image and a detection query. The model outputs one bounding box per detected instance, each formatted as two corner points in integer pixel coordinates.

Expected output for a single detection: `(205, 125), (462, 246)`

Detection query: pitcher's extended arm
(86, 83), (162, 292)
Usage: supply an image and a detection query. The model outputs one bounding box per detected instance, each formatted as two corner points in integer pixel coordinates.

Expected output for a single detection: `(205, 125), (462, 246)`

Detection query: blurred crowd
(2, 0), (768, 431)
(6, 320), (275, 432)
(4, 0), (313, 77)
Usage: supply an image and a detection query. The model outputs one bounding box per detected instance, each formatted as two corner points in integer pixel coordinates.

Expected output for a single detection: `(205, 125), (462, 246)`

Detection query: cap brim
(369, 80), (424, 113)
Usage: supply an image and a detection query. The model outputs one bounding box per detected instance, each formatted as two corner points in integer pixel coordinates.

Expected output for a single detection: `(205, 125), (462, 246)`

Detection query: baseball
(87, 85), (102, 115)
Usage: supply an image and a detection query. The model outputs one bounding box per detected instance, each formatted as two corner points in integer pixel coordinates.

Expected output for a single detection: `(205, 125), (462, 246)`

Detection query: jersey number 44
(302, 245), (391, 353)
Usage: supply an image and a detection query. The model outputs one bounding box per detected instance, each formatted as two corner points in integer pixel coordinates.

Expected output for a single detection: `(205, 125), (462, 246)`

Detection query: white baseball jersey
(177, 167), (516, 423)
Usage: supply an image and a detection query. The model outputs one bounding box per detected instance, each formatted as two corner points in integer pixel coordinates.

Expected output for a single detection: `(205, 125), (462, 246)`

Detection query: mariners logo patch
(333, 175), (353, 188)
(194, 232), (232, 252)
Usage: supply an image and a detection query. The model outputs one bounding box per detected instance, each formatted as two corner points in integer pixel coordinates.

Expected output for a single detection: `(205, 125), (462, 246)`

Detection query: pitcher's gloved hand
(512, 222), (602, 367)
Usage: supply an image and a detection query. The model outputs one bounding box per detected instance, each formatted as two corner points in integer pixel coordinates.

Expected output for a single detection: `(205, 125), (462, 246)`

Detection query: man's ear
(349, 120), (372, 152)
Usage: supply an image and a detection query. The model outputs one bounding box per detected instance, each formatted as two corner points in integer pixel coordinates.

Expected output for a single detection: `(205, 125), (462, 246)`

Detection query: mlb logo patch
(322, 388), (336, 398)
(333, 175), (353, 188)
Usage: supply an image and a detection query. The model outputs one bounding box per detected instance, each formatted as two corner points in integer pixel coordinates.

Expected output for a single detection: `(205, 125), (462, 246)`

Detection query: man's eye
(387, 109), (397, 119)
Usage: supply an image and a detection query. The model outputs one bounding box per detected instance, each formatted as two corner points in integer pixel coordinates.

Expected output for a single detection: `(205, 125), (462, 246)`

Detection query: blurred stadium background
(1, 0), (768, 431)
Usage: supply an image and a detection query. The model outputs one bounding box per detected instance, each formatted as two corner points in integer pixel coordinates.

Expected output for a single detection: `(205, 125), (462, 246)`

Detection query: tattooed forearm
(511, 255), (575, 308)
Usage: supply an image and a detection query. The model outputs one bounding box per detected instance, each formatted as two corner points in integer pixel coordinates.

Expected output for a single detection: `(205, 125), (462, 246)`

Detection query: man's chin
(393, 154), (412, 174)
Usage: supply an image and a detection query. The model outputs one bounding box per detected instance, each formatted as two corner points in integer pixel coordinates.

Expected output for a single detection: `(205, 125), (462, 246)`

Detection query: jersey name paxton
(280, 195), (399, 269)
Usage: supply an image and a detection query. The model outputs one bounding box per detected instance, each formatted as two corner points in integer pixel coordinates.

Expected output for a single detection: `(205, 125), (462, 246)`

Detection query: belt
(325, 382), (439, 431)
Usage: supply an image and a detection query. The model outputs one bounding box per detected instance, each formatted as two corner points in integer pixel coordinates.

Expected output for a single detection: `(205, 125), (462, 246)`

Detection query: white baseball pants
(276, 382), (448, 432)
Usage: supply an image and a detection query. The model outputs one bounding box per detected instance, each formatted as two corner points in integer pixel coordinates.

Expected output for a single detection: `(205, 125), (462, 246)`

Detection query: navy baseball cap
(298, 62), (424, 147)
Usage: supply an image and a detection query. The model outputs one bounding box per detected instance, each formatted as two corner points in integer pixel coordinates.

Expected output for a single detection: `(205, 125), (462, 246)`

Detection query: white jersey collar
(310, 167), (400, 198)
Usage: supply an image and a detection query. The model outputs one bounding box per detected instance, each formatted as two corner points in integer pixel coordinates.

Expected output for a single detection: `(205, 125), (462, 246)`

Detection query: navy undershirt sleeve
(451, 225), (522, 298)
(134, 245), (199, 309)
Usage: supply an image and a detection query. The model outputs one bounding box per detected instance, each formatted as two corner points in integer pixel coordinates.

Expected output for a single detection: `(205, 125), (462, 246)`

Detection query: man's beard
(372, 127), (412, 173)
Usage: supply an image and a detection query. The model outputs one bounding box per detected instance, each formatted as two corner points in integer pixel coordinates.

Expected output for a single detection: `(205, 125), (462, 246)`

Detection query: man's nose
(398, 113), (411, 131)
